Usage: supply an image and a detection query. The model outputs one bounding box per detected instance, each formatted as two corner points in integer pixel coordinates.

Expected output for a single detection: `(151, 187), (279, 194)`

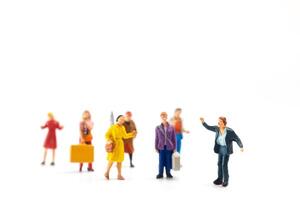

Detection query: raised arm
(202, 122), (218, 132)
(200, 117), (217, 132)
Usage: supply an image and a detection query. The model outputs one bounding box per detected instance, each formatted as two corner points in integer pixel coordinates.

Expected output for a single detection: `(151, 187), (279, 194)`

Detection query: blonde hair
(48, 112), (54, 119)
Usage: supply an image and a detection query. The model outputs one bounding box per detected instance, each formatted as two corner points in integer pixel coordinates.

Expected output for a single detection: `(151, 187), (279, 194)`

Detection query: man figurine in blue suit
(200, 117), (244, 187)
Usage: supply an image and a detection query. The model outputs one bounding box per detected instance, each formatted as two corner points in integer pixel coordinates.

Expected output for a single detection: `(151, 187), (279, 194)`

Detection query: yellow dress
(105, 124), (135, 162)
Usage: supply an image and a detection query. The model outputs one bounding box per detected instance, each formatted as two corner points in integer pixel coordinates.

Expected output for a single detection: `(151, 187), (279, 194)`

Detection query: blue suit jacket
(202, 122), (243, 154)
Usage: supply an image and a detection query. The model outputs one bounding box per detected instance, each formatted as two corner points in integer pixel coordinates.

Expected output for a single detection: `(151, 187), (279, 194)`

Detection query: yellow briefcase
(70, 144), (94, 163)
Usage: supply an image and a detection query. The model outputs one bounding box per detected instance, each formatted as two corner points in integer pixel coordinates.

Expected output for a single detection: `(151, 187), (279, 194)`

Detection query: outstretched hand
(132, 130), (137, 137)
(200, 117), (205, 123)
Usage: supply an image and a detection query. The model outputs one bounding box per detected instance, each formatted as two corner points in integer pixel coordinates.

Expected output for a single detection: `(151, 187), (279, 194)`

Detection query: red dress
(42, 120), (63, 149)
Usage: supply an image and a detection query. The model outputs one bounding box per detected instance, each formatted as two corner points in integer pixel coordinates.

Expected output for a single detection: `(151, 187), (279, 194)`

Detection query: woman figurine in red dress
(41, 112), (63, 166)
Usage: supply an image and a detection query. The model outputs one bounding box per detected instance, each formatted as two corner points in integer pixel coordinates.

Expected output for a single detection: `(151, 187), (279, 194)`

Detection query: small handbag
(85, 134), (93, 142)
(172, 152), (181, 171)
(105, 140), (115, 153)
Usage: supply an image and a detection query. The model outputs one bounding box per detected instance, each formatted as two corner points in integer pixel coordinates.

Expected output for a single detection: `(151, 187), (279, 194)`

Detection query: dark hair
(219, 117), (227, 126)
(116, 115), (123, 122)
(175, 108), (182, 112)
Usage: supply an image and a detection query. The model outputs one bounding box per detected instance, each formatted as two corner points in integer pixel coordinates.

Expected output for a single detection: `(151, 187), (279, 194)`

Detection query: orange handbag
(105, 140), (115, 153)
(84, 134), (93, 142)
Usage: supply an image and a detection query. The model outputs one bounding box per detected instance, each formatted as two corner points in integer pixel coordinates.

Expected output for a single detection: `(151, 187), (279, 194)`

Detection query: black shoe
(41, 161), (45, 165)
(166, 173), (173, 179)
(130, 163), (135, 168)
(50, 162), (55, 166)
(156, 174), (163, 179)
(222, 181), (228, 187)
(87, 168), (94, 172)
(213, 178), (223, 185)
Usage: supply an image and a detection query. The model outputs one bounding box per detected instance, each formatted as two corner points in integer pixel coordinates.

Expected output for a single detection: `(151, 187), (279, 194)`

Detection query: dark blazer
(202, 122), (243, 154)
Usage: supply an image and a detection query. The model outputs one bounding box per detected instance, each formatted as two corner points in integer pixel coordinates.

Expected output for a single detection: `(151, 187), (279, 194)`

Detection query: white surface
(0, 0), (300, 199)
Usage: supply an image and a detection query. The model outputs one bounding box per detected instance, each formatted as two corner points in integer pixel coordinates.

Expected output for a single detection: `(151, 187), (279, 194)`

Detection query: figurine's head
(160, 112), (168, 123)
(116, 115), (125, 125)
(125, 111), (132, 121)
(218, 117), (227, 128)
(48, 112), (54, 120)
(174, 108), (182, 117)
(82, 110), (91, 121)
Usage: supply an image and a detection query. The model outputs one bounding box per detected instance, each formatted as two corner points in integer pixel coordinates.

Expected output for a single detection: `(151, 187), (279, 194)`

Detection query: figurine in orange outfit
(79, 110), (94, 172)
(170, 108), (190, 154)
(41, 112), (63, 166)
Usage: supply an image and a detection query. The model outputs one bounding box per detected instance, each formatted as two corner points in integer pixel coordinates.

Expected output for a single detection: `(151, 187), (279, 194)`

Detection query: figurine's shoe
(41, 161), (45, 165)
(213, 178), (223, 185)
(222, 181), (229, 187)
(166, 173), (173, 179)
(156, 174), (163, 179)
(50, 162), (55, 166)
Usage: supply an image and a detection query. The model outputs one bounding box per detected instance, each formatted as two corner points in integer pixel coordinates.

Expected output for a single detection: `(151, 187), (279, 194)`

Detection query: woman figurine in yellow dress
(104, 115), (136, 180)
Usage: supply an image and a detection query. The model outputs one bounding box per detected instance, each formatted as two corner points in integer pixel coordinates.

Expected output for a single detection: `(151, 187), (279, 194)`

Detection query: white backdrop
(0, 0), (300, 200)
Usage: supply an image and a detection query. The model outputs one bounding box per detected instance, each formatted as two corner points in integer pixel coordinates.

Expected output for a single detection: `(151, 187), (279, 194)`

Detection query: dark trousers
(218, 146), (230, 182)
(158, 145), (172, 175)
